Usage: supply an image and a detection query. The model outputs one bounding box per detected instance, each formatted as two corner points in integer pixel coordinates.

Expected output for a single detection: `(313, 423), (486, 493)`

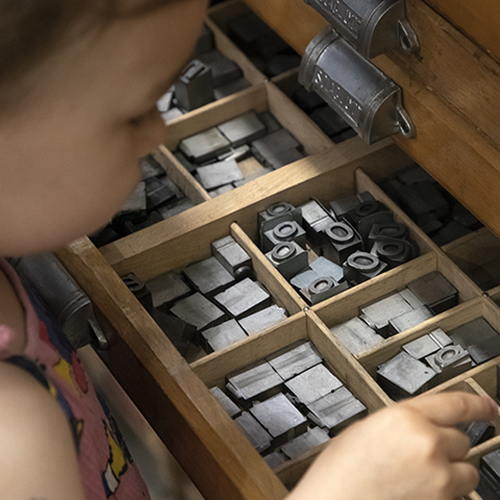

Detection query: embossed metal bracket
(303, 0), (419, 58)
(299, 28), (415, 144)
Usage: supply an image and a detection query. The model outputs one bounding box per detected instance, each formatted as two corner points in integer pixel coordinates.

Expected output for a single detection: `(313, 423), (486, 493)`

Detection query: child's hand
(288, 392), (498, 500)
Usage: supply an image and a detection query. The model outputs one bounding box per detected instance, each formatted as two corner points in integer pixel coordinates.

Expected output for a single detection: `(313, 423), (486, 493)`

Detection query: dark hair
(0, 0), (172, 86)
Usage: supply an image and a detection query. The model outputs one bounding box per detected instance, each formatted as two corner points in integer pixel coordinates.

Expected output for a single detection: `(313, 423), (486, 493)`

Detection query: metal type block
(233, 168), (273, 188)
(300, 276), (349, 305)
(418, 214), (443, 235)
(202, 319), (247, 353)
(157, 198), (195, 220)
(449, 318), (500, 350)
(379, 178), (403, 202)
(228, 12), (273, 53)
(214, 278), (271, 319)
(262, 220), (307, 252)
(293, 87), (325, 113)
(402, 334), (442, 360)
(258, 111), (282, 134)
(330, 317), (384, 356)
(281, 427), (330, 460)
(210, 184), (235, 198)
(407, 272), (458, 315)
(218, 112), (267, 149)
(482, 449), (500, 483)
(307, 387), (367, 436)
(146, 271), (191, 310)
(210, 386), (241, 418)
(218, 145), (251, 163)
(120, 182), (147, 213)
(213, 77), (252, 100)
(329, 192), (375, 219)
(370, 237), (414, 268)
(227, 361), (284, 404)
(285, 364), (343, 405)
(322, 221), (363, 265)
(377, 352), (436, 400)
(478, 469), (500, 500)
(399, 288), (425, 309)
(367, 222), (409, 245)
(432, 221), (472, 247)
(198, 50), (243, 88)
(162, 107), (183, 122)
(343, 251), (388, 284)
(425, 345), (472, 384)
(343, 199), (386, 226)
(140, 155), (165, 179)
(183, 256), (235, 296)
(266, 53), (301, 78)
(388, 306), (434, 335)
(156, 89), (174, 113)
(179, 127), (231, 164)
(399, 182), (450, 224)
(309, 105), (349, 137)
(458, 421), (495, 448)
(250, 393), (308, 447)
(173, 151), (197, 173)
(452, 203), (482, 231)
(90, 224), (120, 247)
(290, 256), (344, 290)
(429, 328), (453, 348)
(264, 451), (288, 469)
(267, 342), (322, 381)
(144, 176), (177, 210)
(194, 24), (215, 56)
(467, 334), (500, 365)
(212, 235), (252, 278)
(170, 292), (225, 331)
(121, 272), (153, 311)
(258, 201), (302, 234)
(332, 128), (357, 143)
(265, 147), (306, 170)
(239, 305), (288, 336)
(234, 412), (272, 454)
(174, 59), (214, 111)
(359, 293), (413, 337)
(356, 210), (395, 243)
(299, 199), (335, 244)
(196, 159), (243, 191)
(159, 175), (184, 201)
(149, 308), (195, 357)
(396, 165), (434, 185)
(251, 129), (302, 167)
(266, 242), (309, 280)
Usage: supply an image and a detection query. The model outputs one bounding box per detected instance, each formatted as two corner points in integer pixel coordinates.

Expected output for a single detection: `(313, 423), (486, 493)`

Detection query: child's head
(0, 0), (207, 255)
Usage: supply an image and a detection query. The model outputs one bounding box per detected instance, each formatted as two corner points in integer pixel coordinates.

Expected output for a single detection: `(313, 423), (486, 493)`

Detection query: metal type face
(449, 318), (499, 350)
(196, 159), (243, 191)
(290, 257), (344, 290)
(370, 237), (413, 267)
(330, 317), (384, 356)
(259, 202), (301, 225)
(266, 242), (309, 280)
(301, 277), (349, 305)
(251, 129), (302, 166)
(202, 319), (248, 353)
(209, 386), (242, 418)
(183, 256), (235, 296)
(307, 387), (367, 435)
(213, 77), (252, 100)
(330, 192), (374, 219)
(227, 362), (284, 402)
(250, 393), (308, 445)
(303, 0), (419, 58)
(299, 28), (414, 144)
(175, 59), (214, 111)
(264, 452), (288, 469)
(285, 364), (343, 405)
(198, 49), (243, 88)
(343, 251), (388, 284)
(170, 292), (225, 331)
(323, 221), (363, 265)
(234, 412), (272, 454)
(388, 305), (434, 334)
(377, 351), (436, 399)
(368, 222), (408, 243)
(214, 278), (271, 319)
(402, 334), (441, 360)
(239, 305), (288, 336)
(281, 427), (330, 460)
(267, 342), (322, 380)
(467, 335), (500, 365)
(217, 111), (267, 148)
(360, 293), (413, 335)
(146, 271), (191, 309)
(300, 200), (332, 227)
(179, 127), (231, 164)
(406, 272), (458, 314)
(262, 221), (307, 252)
(212, 236), (252, 277)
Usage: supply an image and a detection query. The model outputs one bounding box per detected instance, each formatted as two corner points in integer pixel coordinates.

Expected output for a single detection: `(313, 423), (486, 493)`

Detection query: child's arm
(288, 392), (497, 500)
(0, 362), (86, 500)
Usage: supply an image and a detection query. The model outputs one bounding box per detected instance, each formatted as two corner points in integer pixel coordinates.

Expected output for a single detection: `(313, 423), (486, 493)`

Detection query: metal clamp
(303, 0), (419, 58)
(299, 28), (415, 144)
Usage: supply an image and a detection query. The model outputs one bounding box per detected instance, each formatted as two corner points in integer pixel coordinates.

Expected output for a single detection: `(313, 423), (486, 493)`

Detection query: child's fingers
(438, 428), (471, 461)
(403, 392), (498, 427)
(448, 462), (480, 498)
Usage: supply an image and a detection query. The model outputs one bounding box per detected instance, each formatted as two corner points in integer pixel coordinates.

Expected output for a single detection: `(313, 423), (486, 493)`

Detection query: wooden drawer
(54, 3), (500, 500)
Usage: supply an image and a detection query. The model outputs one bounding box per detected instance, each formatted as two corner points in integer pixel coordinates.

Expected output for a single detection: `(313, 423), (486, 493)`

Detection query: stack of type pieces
(225, 9), (301, 78)
(175, 110), (306, 197)
(91, 155), (193, 247)
(122, 235), (288, 357)
(157, 24), (252, 122)
(478, 447), (500, 500)
(210, 342), (367, 469)
(258, 193), (419, 306)
(379, 164), (482, 247)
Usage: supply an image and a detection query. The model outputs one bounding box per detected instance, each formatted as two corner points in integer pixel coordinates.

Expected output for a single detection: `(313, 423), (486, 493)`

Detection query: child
(0, 0), (495, 499)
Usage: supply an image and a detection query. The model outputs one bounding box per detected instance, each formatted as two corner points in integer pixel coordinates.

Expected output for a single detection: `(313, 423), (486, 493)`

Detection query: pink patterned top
(0, 259), (150, 499)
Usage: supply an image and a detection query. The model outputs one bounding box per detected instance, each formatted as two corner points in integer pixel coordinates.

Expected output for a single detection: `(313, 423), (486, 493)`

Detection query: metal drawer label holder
(299, 27), (415, 144)
(303, 0), (419, 58)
